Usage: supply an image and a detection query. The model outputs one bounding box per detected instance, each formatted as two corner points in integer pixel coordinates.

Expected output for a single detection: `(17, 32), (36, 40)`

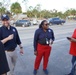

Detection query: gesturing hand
(7, 34), (14, 40)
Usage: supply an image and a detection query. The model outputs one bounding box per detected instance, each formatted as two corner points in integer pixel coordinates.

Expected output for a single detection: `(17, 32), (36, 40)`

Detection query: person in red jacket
(67, 29), (76, 75)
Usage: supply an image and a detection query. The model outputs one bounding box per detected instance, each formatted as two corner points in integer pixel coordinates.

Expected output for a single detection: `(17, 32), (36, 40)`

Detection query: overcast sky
(1, 0), (76, 12)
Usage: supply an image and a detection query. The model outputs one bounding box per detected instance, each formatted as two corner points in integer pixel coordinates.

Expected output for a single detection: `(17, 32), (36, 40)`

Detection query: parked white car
(32, 19), (38, 25)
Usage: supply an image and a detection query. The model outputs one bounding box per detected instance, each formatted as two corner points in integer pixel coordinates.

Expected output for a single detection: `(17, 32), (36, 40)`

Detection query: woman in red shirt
(67, 29), (76, 75)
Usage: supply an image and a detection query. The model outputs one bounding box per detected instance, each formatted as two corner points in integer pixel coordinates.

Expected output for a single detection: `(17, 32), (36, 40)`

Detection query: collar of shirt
(41, 28), (49, 31)
(3, 25), (12, 30)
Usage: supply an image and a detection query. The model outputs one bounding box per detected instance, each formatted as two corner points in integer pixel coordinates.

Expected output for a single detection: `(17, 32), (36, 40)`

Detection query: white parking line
(54, 38), (67, 43)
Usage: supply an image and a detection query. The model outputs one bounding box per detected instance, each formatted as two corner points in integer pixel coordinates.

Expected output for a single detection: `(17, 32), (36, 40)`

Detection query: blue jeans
(70, 56), (76, 75)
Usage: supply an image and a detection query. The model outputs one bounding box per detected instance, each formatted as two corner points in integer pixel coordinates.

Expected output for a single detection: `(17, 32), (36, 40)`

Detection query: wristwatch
(20, 47), (23, 49)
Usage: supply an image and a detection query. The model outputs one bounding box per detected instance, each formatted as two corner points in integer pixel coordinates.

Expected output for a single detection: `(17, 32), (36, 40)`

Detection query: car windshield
(19, 20), (29, 22)
(53, 18), (60, 20)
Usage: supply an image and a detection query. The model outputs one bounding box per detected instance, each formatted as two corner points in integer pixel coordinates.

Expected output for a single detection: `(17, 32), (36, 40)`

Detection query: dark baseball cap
(1, 14), (9, 20)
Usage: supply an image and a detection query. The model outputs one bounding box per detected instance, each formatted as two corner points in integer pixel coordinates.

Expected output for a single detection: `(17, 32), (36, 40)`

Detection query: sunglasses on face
(44, 23), (49, 26)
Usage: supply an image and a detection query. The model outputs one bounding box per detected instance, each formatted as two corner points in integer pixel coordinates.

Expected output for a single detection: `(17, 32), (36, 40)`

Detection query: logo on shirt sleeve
(3, 14), (7, 17)
(48, 29), (51, 32)
(13, 29), (15, 32)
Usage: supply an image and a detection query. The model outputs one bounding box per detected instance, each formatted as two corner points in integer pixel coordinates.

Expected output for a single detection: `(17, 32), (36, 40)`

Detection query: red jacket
(69, 29), (76, 56)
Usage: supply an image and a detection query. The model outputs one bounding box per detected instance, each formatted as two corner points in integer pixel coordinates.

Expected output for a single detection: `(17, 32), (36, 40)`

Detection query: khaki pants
(5, 49), (17, 75)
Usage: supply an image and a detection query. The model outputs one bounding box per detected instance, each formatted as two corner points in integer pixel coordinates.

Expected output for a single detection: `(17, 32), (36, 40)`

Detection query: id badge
(46, 38), (49, 44)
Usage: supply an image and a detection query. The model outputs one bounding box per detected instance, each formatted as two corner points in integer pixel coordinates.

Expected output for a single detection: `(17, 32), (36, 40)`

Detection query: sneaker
(43, 69), (48, 75)
(33, 69), (37, 75)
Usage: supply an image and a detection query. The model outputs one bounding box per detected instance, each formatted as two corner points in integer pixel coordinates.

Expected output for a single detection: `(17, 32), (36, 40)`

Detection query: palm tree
(11, 2), (22, 14)
(0, 2), (6, 15)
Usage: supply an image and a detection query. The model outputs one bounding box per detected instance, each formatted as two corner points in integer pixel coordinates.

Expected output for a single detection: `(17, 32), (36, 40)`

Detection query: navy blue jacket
(0, 41), (9, 74)
(34, 28), (55, 51)
(0, 26), (21, 51)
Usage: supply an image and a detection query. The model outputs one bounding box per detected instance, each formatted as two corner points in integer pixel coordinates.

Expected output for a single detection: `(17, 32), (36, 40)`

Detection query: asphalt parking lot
(3, 21), (76, 75)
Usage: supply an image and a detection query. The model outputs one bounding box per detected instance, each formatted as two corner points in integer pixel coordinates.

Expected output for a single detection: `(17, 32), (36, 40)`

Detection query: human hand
(7, 34), (14, 41)
(20, 48), (24, 55)
(34, 51), (37, 56)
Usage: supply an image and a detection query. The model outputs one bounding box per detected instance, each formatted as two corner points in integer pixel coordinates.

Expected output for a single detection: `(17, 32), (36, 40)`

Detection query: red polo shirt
(69, 29), (76, 56)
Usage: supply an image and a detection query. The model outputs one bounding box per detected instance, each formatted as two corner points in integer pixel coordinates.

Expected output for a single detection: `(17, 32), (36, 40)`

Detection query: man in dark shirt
(0, 14), (24, 75)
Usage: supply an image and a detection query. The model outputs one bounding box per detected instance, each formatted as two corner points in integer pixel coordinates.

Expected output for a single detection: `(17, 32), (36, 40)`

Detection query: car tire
(61, 23), (64, 25)
(26, 25), (30, 27)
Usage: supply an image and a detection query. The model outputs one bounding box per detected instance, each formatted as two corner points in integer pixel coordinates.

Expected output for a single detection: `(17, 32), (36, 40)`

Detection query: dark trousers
(70, 56), (76, 75)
